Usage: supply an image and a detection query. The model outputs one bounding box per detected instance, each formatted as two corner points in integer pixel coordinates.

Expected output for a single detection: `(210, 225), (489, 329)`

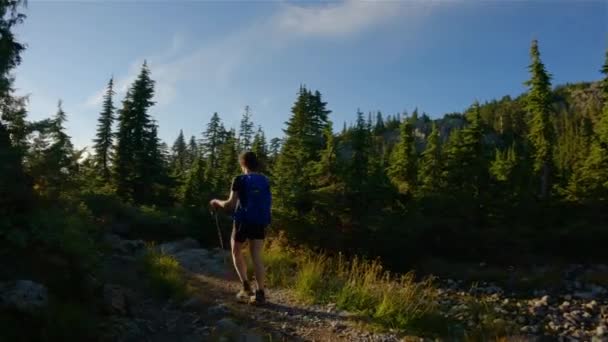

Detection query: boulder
(216, 317), (239, 331)
(159, 238), (200, 254)
(103, 234), (145, 255)
(110, 223), (130, 237)
(172, 249), (212, 273)
(0, 280), (48, 315)
(103, 284), (130, 316)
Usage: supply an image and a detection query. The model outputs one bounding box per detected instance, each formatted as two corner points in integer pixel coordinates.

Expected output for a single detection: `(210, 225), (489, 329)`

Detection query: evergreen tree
(201, 112), (224, 189)
(187, 135), (198, 165)
(238, 105), (254, 151)
(443, 103), (486, 198)
(388, 115), (417, 194)
(251, 126), (268, 172)
(273, 87), (330, 209)
(566, 49), (608, 201)
(418, 123), (442, 194)
(93, 77), (115, 181)
(314, 121), (339, 187)
(490, 144), (518, 182)
(374, 111), (385, 135)
(217, 129), (239, 192)
(170, 129), (188, 179)
(114, 61), (159, 204)
(346, 110), (371, 192)
(525, 39), (554, 199)
(182, 155), (206, 208)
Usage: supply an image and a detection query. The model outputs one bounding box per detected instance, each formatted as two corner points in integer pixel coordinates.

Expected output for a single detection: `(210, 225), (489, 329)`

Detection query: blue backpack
(234, 174), (272, 225)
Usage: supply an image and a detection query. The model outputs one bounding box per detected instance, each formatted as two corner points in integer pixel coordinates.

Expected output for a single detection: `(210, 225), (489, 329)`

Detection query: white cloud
(84, 1), (422, 110)
(275, 0), (403, 37)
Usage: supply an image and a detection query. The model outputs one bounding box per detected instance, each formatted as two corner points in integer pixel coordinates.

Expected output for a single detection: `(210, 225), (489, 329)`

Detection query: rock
(0, 280), (48, 314)
(159, 238), (201, 255)
(575, 291), (596, 300)
(181, 297), (206, 312)
(111, 223), (130, 236)
(216, 317), (239, 331)
(103, 284), (130, 316)
(172, 249), (212, 273)
(207, 303), (230, 316)
(99, 316), (144, 342)
(103, 234), (145, 255)
(330, 321), (346, 331)
(565, 294), (573, 301)
(597, 325), (607, 337)
(240, 333), (264, 342)
(585, 300), (598, 311)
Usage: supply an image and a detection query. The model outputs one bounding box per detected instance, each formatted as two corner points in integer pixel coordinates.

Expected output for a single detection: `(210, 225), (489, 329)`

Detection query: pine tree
(93, 77), (115, 181)
(490, 144), (518, 182)
(525, 39), (554, 199)
(251, 126), (268, 172)
(187, 135), (198, 165)
(114, 61), (159, 203)
(238, 105), (254, 151)
(216, 129), (239, 192)
(182, 155), (206, 208)
(347, 110), (371, 192)
(418, 123), (442, 194)
(314, 121), (339, 187)
(201, 112), (224, 188)
(273, 87), (330, 209)
(443, 103), (486, 198)
(566, 49), (608, 201)
(387, 114), (417, 194)
(170, 129), (188, 179)
(374, 111), (385, 135)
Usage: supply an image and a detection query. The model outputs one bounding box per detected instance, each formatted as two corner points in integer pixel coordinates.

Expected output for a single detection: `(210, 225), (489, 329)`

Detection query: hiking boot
(250, 289), (266, 305)
(236, 281), (253, 302)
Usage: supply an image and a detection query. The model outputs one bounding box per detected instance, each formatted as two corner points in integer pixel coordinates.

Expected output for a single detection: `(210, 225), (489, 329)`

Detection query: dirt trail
(99, 237), (405, 342)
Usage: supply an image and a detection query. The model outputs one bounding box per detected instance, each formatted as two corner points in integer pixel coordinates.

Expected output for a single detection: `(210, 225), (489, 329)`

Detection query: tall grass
(260, 236), (440, 332)
(140, 247), (189, 300)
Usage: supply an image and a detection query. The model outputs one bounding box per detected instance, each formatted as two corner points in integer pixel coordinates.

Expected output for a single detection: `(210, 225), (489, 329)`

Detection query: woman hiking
(209, 151), (271, 305)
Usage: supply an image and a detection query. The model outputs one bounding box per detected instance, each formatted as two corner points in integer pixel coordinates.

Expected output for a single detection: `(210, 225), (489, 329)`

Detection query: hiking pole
(211, 209), (225, 251)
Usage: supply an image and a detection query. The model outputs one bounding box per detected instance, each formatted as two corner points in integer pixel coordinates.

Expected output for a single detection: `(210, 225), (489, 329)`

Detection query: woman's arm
(210, 190), (238, 211)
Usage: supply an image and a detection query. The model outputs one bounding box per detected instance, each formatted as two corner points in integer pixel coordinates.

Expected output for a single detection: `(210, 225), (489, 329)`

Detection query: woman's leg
(231, 227), (248, 284)
(249, 239), (265, 291)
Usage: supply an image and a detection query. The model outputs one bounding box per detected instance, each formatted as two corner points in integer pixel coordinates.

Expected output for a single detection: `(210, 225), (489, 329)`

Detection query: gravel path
(99, 235), (608, 342)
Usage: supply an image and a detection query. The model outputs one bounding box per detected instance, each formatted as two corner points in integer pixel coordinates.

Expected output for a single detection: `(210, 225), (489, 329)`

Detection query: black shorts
(232, 221), (266, 243)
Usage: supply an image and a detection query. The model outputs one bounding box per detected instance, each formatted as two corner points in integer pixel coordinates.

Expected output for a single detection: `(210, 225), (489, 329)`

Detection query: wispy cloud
(84, 1), (425, 110)
(275, 0), (403, 37)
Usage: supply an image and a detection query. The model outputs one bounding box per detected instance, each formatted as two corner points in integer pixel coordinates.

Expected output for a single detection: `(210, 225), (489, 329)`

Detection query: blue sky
(13, 0), (608, 148)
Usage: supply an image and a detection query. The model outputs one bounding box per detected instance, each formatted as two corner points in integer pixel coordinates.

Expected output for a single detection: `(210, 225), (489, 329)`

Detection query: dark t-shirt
(231, 175), (247, 209)
(231, 173), (269, 216)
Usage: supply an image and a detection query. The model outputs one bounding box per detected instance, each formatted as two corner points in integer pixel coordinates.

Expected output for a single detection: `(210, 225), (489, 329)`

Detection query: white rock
(158, 238), (201, 254)
(0, 280), (48, 314)
(597, 325), (607, 337)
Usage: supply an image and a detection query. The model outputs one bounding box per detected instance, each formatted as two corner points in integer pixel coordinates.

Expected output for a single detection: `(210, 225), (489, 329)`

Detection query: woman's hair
(239, 151), (259, 171)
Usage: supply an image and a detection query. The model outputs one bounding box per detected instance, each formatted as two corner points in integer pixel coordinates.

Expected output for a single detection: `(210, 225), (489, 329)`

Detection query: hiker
(209, 151), (271, 304)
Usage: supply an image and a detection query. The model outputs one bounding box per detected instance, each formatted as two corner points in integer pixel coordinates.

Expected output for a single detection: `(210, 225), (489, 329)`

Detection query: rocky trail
(95, 234), (608, 341)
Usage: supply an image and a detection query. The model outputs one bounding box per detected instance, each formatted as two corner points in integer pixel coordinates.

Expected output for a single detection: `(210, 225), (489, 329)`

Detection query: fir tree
(182, 155), (206, 208)
(418, 123), (442, 194)
(374, 111), (385, 135)
(388, 115), (417, 194)
(525, 39), (554, 199)
(217, 129), (239, 191)
(490, 144), (518, 182)
(170, 129), (188, 179)
(251, 126), (267, 172)
(93, 77), (115, 181)
(347, 110), (371, 192)
(114, 61), (159, 203)
(201, 112), (224, 187)
(187, 135), (198, 165)
(238, 105), (254, 151)
(314, 121), (339, 187)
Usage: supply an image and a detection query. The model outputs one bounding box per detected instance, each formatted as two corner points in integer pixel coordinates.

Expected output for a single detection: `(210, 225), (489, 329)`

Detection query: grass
(255, 234), (442, 334)
(140, 246), (190, 300)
